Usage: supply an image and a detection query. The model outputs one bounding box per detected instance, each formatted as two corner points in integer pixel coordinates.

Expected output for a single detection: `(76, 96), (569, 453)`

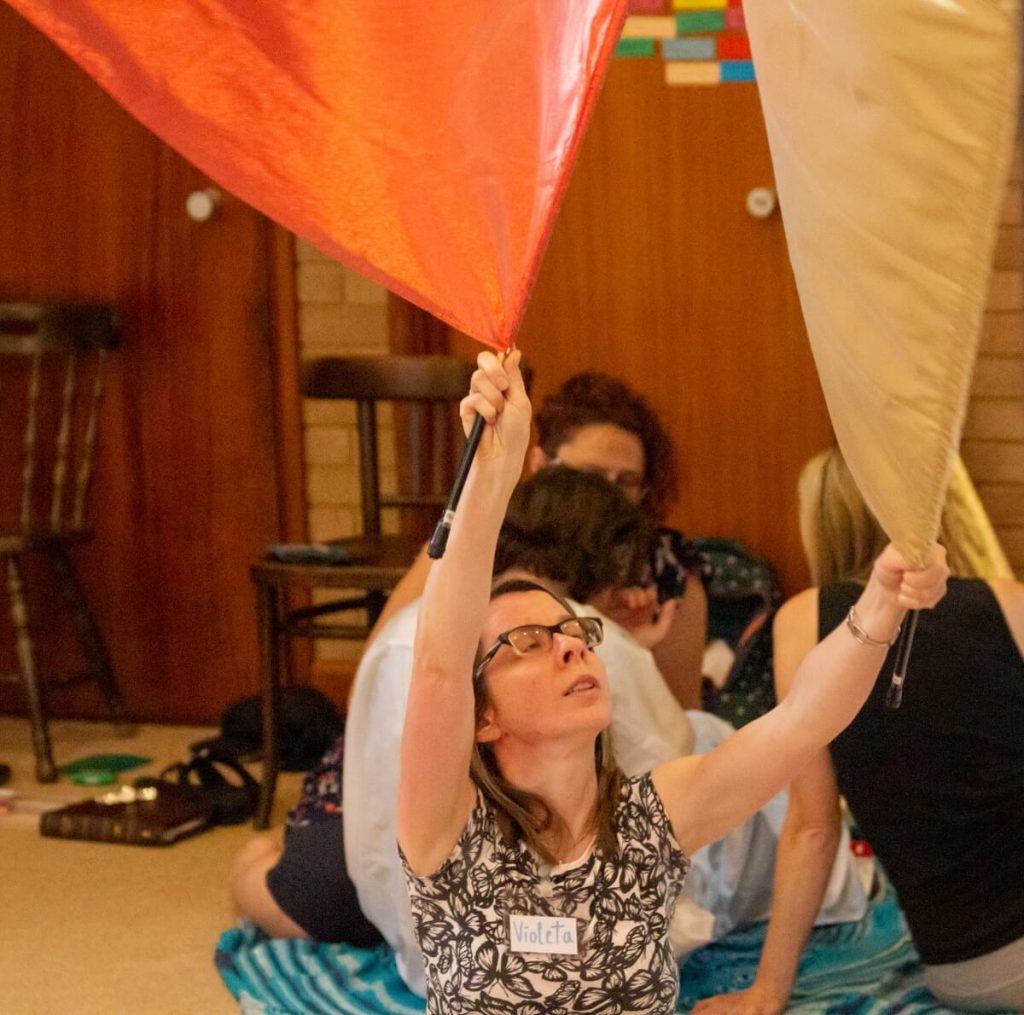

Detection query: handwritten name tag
(509, 914), (579, 955)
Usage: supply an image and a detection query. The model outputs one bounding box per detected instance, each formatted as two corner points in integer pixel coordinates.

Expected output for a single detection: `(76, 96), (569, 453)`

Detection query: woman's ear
(475, 706), (501, 744)
(526, 444), (549, 476)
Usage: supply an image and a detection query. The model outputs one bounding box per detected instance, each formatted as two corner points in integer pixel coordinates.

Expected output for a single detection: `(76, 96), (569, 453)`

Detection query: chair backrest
(301, 355), (475, 538)
(0, 302), (120, 534)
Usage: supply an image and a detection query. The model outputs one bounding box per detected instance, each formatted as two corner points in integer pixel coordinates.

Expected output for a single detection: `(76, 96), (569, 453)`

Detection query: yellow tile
(622, 15), (677, 38)
(665, 60), (720, 85)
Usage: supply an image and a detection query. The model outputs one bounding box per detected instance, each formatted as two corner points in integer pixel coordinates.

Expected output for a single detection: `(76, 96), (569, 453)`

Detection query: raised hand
(870, 543), (948, 610)
(459, 349), (531, 470)
(591, 585), (678, 650)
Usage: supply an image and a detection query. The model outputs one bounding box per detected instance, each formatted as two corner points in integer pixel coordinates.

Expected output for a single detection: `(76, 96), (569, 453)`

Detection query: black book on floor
(39, 782), (215, 846)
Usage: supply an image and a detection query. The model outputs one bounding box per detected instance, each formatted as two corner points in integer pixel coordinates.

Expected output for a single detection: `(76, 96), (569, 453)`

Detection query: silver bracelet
(846, 605), (900, 648)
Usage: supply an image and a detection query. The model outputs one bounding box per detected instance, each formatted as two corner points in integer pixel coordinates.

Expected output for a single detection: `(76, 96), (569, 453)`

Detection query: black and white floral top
(402, 773), (689, 1014)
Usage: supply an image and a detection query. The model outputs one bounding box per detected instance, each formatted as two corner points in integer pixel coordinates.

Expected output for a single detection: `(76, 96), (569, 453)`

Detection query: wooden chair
(0, 302), (125, 782)
(250, 354), (475, 827)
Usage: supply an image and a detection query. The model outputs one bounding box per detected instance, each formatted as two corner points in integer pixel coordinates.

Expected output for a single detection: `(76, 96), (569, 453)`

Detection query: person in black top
(695, 447), (1024, 1014)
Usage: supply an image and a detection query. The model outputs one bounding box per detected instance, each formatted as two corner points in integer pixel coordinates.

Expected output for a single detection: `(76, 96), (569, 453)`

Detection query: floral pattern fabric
(286, 732), (344, 829)
(403, 773), (689, 1014)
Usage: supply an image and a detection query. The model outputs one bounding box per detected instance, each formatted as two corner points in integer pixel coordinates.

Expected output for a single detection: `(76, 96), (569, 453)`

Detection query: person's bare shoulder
(988, 577), (1024, 657)
(772, 588), (819, 698)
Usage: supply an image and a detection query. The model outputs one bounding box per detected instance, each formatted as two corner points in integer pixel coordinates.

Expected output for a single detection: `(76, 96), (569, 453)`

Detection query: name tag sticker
(509, 914), (579, 955)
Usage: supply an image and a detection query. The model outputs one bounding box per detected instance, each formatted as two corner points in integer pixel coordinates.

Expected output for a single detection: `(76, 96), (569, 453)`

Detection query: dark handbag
(192, 686), (344, 772)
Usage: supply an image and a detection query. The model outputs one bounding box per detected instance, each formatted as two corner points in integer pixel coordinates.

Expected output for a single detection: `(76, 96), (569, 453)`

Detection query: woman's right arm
(396, 350), (531, 876)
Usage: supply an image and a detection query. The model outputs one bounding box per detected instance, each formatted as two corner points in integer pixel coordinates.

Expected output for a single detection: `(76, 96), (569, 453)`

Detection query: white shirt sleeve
(342, 601), (427, 995)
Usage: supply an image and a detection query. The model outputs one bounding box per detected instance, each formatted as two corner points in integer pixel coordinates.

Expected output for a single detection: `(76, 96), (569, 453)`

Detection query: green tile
(676, 10), (725, 32)
(615, 37), (656, 57)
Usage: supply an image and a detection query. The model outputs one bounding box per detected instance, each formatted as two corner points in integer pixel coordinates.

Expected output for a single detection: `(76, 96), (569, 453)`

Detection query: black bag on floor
(193, 686), (344, 772)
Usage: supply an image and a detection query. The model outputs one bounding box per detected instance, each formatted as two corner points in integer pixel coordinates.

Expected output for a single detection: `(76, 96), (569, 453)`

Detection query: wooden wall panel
(0, 6), (286, 723)
(448, 58), (834, 595)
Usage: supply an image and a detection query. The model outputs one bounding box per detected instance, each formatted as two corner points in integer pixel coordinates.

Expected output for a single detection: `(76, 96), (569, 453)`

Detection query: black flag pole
(427, 412), (486, 559)
(428, 347), (517, 558)
(885, 609), (920, 709)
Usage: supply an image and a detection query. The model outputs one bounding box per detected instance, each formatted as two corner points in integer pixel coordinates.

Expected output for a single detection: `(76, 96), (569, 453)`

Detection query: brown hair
(533, 372), (679, 521)
(494, 467), (654, 601)
(469, 578), (622, 863)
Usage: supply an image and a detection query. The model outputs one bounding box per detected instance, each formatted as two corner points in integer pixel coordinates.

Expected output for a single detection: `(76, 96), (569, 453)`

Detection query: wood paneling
(446, 58), (833, 594)
(0, 6), (285, 722)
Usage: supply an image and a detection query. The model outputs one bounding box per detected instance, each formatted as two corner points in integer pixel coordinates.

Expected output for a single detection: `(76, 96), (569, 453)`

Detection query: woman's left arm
(653, 543), (948, 856)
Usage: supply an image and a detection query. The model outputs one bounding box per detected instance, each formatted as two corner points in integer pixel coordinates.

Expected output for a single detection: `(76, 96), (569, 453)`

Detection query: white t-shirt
(343, 599), (865, 996)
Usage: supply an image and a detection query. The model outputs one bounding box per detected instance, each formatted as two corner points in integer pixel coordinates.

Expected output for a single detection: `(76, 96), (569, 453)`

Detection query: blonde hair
(469, 579), (622, 864)
(798, 447), (1013, 585)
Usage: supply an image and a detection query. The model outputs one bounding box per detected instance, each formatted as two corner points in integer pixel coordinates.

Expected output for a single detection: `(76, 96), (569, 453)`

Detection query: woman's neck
(495, 735), (599, 856)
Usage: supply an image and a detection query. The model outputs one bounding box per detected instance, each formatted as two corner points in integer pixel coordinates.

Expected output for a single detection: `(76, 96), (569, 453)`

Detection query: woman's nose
(554, 633), (586, 665)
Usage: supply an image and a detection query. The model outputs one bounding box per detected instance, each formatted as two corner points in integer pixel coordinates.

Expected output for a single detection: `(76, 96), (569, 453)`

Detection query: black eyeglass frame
(473, 616), (604, 681)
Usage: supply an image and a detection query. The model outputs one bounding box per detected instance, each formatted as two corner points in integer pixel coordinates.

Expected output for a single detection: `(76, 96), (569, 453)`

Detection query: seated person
(228, 463), (672, 951)
(371, 369), (711, 710)
(695, 448), (1024, 1015)
(396, 352), (946, 1012)
(231, 459), (863, 994)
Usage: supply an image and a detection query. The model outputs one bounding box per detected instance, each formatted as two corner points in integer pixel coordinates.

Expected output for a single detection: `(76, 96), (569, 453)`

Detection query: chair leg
(255, 581), (283, 830)
(46, 543), (127, 726)
(6, 557), (58, 783)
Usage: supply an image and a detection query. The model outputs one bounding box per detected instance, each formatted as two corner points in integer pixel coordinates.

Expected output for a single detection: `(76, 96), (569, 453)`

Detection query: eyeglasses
(549, 459), (648, 500)
(474, 616), (604, 681)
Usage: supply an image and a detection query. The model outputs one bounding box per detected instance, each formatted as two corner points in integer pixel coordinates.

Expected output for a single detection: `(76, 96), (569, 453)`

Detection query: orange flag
(8, 1), (627, 348)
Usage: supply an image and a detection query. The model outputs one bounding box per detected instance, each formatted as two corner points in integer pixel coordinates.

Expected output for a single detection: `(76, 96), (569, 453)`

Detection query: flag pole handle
(885, 609), (919, 709)
(427, 413), (485, 559)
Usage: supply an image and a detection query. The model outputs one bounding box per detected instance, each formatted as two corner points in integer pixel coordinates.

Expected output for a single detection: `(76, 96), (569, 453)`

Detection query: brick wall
(295, 238), (393, 663)
(962, 130), (1024, 577)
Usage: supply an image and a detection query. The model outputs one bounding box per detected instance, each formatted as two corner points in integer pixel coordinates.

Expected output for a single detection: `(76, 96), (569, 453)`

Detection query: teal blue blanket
(215, 889), (1007, 1014)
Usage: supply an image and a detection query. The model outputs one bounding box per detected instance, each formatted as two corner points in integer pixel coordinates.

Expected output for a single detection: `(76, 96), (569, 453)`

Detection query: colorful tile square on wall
(618, 0), (754, 85)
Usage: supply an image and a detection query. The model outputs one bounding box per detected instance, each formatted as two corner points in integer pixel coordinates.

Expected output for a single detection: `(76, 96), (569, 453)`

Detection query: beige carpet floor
(0, 717), (303, 1015)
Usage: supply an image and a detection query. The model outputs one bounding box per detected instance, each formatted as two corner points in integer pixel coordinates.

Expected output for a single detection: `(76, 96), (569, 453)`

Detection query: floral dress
(285, 733), (344, 829)
(403, 774), (689, 1014)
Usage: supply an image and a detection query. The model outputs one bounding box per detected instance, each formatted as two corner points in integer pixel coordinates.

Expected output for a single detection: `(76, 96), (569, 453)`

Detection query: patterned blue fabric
(215, 886), (1012, 1014)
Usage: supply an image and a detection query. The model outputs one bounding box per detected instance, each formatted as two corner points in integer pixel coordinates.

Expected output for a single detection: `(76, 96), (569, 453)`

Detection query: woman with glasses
(529, 371), (711, 710)
(397, 351), (948, 1014)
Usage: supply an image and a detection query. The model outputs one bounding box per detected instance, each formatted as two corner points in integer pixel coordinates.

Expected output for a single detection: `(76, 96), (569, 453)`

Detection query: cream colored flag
(745, 0), (1020, 564)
